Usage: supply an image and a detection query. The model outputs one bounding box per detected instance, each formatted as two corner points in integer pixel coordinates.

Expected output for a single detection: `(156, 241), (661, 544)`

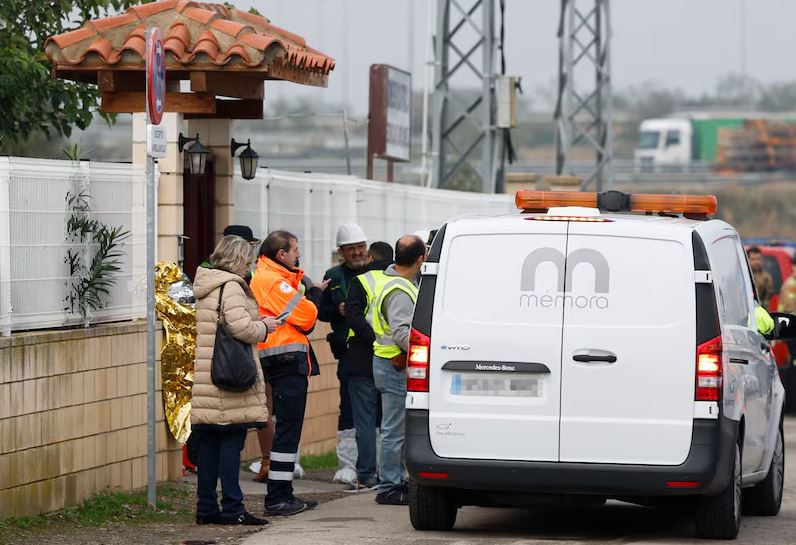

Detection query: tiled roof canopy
(45, 0), (334, 88)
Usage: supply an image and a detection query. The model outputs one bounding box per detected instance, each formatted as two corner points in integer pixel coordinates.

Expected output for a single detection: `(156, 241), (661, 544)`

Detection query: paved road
(243, 418), (796, 545)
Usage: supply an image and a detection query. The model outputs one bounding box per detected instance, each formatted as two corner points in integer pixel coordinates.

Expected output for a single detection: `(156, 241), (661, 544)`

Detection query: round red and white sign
(146, 28), (166, 125)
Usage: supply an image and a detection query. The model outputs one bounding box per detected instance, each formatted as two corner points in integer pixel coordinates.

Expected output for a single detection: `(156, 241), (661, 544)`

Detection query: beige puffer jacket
(191, 267), (269, 428)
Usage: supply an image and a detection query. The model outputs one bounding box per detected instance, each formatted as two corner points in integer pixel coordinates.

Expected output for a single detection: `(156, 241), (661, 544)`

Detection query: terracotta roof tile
(120, 27), (147, 58)
(234, 9), (272, 28)
(182, 6), (219, 25)
(88, 13), (139, 33)
(47, 26), (95, 49)
(165, 21), (191, 48)
(45, 1), (334, 87)
(127, 0), (177, 18)
(174, 0), (193, 14)
(239, 33), (283, 52)
(85, 36), (115, 60)
(210, 18), (247, 38)
(224, 43), (250, 65)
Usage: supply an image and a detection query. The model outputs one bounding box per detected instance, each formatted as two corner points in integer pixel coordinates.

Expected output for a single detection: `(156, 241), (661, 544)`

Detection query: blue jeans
(348, 375), (380, 482)
(195, 428), (248, 519)
(372, 355), (406, 491)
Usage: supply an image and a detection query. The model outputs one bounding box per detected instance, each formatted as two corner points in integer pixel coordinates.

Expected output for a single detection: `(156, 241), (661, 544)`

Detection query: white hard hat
(336, 223), (367, 247)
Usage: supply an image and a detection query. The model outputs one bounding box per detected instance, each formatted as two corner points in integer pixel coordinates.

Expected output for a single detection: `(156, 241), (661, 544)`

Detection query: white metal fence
(235, 169), (515, 281)
(0, 157), (146, 335)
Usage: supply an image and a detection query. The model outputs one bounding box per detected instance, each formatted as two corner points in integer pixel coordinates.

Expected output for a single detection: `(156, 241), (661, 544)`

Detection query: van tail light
(407, 328), (431, 392)
(695, 335), (722, 401)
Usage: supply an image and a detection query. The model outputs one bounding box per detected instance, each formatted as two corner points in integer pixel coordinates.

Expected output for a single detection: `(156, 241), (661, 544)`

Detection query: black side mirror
(770, 312), (796, 340)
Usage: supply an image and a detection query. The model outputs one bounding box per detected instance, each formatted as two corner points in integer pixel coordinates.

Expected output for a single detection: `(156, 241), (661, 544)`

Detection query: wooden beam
(100, 92), (216, 114)
(190, 72), (264, 100)
(184, 99), (264, 120)
(97, 71), (144, 93)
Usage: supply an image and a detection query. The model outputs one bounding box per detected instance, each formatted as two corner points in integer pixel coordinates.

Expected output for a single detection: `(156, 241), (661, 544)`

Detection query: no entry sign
(146, 28), (166, 125)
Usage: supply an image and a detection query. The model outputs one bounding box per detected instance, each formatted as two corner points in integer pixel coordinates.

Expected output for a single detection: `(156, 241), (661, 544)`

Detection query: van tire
(409, 481), (457, 531)
(743, 426), (784, 516)
(695, 443), (742, 539)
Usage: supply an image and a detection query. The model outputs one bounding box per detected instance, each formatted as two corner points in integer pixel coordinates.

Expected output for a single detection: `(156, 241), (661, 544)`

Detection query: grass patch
(300, 451), (338, 470)
(0, 483), (193, 542)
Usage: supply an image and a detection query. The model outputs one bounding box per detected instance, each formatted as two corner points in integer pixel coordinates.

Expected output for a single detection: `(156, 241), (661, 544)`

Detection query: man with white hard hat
(318, 223), (369, 485)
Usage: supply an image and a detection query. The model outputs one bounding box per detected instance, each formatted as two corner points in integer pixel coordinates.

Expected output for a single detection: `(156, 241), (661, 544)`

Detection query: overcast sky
(236, 0), (796, 115)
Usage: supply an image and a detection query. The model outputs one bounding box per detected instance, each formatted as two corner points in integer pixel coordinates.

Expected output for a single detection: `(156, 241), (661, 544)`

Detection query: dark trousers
(196, 428), (248, 519)
(348, 374), (380, 482)
(338, 356), (354, 430)
(266, 372), (309, 504)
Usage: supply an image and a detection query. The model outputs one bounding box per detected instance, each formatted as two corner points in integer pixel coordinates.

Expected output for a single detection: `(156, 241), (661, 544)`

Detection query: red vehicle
(746, 244), (795, 412)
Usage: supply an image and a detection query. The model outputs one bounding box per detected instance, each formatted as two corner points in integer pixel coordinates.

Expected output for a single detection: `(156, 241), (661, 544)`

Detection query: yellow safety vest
(347, 270), (379, 340)
(369, 271), (418, 359)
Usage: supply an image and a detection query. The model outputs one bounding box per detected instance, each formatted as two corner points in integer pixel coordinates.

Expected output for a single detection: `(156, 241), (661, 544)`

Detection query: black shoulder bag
(210, 282), (258, 392)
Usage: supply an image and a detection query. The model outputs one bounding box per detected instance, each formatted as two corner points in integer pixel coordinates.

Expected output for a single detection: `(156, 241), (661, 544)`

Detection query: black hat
(223, 225), (259, 243)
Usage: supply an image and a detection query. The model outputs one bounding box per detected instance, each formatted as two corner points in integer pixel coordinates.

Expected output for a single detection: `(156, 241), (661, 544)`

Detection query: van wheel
(695, 443), (742, 539)
(409, 480), (457, 531)
(743, 426), (784, 516)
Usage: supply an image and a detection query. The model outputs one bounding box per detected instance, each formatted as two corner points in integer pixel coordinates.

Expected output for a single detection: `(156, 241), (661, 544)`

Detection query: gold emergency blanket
(155, 262), (196, 444)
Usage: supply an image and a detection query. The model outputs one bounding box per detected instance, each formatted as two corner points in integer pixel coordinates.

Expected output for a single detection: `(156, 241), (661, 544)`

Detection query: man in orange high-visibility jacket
(250, 230), (320, 516)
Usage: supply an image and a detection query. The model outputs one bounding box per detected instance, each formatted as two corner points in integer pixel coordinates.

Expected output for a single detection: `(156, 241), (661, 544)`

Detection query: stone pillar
(185, 119), (235, 242)
(132, 112), (186, 264)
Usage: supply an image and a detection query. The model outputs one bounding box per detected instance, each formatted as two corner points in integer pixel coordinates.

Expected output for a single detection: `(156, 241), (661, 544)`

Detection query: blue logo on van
(519, 248), (610, 310)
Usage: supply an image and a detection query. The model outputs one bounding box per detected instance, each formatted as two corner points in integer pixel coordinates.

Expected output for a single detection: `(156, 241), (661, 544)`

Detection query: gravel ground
(1, 482), (347, 545)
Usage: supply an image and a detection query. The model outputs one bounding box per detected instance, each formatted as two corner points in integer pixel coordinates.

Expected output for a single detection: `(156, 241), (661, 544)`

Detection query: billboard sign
(368, 64), (411, 162)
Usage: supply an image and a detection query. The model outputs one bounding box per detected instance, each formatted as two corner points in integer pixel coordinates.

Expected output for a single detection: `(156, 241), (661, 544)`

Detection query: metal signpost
(145, 27), (166, 508)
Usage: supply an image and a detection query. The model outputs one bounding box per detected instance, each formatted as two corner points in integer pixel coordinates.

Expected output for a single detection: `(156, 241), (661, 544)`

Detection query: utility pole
(555, 0), (613, 191)
(431, 0), (500, 192)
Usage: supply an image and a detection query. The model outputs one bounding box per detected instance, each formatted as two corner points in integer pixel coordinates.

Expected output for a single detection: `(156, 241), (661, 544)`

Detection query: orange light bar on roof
(515, 190), (718, 216)
(515, 191), (597, 210)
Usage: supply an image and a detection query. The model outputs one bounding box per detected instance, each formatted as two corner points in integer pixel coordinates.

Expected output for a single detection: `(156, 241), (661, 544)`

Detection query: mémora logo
(519, 248), (610, 310)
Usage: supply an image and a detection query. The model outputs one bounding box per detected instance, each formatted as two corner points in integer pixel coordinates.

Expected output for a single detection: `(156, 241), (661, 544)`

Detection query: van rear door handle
(730, 358), (749, 365)
(572, 350), (617, 364)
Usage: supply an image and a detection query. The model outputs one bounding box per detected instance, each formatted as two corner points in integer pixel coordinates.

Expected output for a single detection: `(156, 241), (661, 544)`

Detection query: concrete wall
(0, 322), (182, 518)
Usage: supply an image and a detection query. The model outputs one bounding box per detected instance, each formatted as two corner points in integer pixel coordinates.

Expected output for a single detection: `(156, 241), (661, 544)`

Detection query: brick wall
(0, 321), (342, 518)
(0, 322), (182, 518)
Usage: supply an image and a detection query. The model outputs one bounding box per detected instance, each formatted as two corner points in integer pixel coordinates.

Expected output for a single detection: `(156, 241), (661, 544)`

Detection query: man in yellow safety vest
(361, 235), (426, 505)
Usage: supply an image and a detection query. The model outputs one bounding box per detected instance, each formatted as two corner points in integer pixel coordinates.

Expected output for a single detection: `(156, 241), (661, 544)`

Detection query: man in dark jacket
(319, 224), (370, 484)
(343, 241), (394, 491)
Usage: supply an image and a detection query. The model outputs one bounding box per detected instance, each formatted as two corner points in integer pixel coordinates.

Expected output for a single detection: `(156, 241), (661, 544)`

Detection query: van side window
(711, 237), (752, 327)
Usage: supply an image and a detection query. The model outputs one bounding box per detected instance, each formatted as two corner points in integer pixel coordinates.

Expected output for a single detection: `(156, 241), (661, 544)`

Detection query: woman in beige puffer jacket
(191, 235), (280, 526)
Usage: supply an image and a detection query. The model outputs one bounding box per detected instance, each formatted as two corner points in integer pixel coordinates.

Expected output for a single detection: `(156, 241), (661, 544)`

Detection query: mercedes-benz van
(406, 190), (795, 539)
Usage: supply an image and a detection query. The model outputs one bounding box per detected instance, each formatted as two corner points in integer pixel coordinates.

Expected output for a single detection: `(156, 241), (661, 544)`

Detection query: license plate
(450, 373), (542, 397)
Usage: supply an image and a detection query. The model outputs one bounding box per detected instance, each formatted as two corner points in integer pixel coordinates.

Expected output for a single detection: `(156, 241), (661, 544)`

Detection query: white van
(406, 190), (795, 540)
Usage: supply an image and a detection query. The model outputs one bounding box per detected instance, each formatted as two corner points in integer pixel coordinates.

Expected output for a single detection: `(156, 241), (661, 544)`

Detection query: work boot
(252, 455), (270, 483)
(265, 497), (309, 516)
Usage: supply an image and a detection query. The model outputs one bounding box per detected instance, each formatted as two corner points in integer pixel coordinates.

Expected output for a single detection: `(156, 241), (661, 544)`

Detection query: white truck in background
(633, 112), (796, 173)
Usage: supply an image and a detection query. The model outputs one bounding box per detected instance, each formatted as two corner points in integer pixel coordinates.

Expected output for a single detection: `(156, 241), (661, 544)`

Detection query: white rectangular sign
(146, 124), (167, 158)
(385, 68), (411, 162)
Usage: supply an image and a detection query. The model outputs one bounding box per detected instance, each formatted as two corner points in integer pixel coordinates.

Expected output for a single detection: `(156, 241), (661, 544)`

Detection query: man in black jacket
(319, 224), (370, 484)
(343, 241), (394, 491)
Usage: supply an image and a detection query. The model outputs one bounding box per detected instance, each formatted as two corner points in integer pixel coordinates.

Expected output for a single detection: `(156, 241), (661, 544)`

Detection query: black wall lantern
(178, 133), (210, 176)
(230, 138), (259, 180)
